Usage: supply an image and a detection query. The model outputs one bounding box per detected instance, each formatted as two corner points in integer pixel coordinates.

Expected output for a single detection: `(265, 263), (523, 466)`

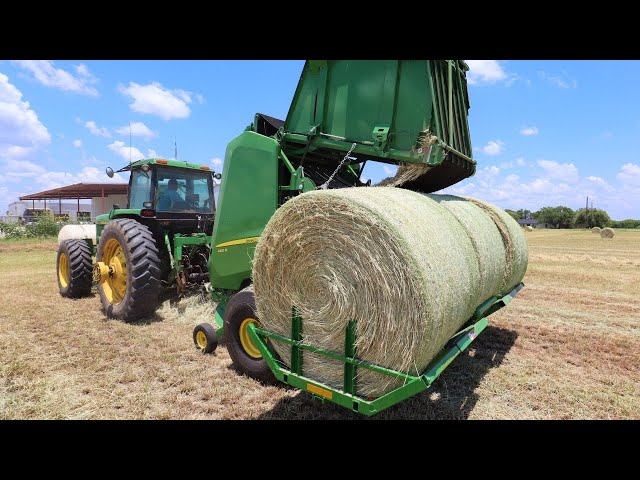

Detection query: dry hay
(592, 227), (602, 234)
(156, 293), (216, 325)
(525, 226), (534, 232)
(377, 163), (431, 187)
(376, 130), (437, 188)
(252, 187), (528, 397)
(600, 227), (615, 239)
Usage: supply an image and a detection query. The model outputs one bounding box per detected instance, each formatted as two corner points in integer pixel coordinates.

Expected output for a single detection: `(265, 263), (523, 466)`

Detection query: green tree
(505, 209), (519, 221)
(574, 208), (612, 229)
(610, 219), (640, 228)
(516, 209), (532, 219)
(536, 206), (575, 228)
(554, 206), (575, 229)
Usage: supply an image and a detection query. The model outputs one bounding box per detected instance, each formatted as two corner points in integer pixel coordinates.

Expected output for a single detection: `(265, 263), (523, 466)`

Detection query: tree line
(504, 207), (640, 229)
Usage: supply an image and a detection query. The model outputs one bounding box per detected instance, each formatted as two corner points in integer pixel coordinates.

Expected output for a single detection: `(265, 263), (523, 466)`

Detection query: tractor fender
(58, 224), (97, 246)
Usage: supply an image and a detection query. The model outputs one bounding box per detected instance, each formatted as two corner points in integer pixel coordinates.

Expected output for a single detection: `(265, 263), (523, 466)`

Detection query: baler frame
(244, 283), (524, 416)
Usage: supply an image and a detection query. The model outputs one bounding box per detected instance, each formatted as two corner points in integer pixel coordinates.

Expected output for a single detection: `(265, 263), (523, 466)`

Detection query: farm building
(5, 183), (128, 223)
(518, 218), (539, 228)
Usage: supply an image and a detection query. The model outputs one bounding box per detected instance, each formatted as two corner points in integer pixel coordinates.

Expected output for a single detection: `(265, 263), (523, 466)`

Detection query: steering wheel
(172, 200), (189, 210)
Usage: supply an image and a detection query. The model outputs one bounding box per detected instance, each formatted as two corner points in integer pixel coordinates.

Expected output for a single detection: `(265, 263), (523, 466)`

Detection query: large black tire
(96, 219), (162, 322)
(224, 286), (275, 383)
(57, 239), (92, 298)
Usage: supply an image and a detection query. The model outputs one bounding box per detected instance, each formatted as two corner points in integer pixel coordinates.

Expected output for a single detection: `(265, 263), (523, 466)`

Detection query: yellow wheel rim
(196, 331), (208, 349)
(239, 318), (262, 359)
(58, 253), (69, 288)
(99, 238), (127, 305)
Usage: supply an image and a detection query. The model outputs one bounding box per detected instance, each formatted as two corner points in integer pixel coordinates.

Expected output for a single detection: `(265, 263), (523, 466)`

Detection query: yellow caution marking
(307, 383), (333, 399)
(215, 236), (260, 248)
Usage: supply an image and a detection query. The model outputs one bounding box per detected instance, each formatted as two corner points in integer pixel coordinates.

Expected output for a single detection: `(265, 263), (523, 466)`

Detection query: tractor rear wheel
(224, 286), (275, 383)
(57, 239), (92, 298)
(95, 219), (162, 322)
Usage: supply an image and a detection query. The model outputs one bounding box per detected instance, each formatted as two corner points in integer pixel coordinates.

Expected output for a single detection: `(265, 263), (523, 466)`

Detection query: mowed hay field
(1, 230), (638, 419)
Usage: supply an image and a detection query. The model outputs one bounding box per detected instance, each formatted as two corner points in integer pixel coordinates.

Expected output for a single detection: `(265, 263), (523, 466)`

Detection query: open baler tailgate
(280, 60), (476, 193)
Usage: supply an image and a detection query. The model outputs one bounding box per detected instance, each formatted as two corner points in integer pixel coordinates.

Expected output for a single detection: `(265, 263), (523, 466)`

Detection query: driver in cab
(158, 178), (183, 210)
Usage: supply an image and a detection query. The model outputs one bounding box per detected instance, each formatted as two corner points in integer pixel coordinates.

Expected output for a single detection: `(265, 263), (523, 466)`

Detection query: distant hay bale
(525, 226), (534, 231)
(592, 227), (601, 234)
(252, 187), (528, 397)
(600, 227), (615, 238)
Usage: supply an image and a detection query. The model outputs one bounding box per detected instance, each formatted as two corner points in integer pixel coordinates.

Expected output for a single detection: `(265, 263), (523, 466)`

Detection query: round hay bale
(592, 227), (601, 234)
(525, 226), (534, 232)
(252, 187), (528, 396)
(600, 227), (615, 238)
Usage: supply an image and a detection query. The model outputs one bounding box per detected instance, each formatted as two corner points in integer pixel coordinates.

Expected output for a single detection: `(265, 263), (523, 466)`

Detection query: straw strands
(252, 187), (528, 396)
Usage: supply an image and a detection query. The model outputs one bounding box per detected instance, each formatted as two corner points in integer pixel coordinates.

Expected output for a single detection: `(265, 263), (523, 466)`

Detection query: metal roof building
(18, 183), (128, 219)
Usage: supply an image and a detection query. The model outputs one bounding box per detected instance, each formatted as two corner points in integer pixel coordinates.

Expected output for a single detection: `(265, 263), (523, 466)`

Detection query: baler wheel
(193, 323), (218, 354)
(224, 286), (275, 383)
(57, 239), (92, 298)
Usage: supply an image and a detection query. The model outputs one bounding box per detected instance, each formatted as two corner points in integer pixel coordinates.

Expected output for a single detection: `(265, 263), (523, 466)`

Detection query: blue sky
(0, 60), (639, 219)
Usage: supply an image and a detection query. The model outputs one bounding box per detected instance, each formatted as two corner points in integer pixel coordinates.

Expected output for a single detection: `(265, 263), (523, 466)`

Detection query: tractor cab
(109, 158), (220, 234)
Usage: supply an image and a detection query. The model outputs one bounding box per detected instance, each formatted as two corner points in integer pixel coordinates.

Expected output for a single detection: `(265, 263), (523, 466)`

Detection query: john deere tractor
(56, 61), (524, 415)
(56, 158), (219, 321)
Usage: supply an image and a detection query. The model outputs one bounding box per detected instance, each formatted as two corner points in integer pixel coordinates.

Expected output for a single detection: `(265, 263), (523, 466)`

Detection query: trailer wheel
(95, 219), (161, 322)
(193, 323), (218, 354)
(57, 239), (92, 298)
(224, 286), (275, 383)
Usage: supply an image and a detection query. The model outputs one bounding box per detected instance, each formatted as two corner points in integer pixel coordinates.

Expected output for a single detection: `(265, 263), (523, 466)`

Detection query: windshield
(155, 167), (214, 213)
(129, 170), (152, 209)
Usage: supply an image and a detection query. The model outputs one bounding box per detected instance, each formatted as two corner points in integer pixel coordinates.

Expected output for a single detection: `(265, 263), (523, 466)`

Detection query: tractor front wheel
(224, 286), (275, 383)
(57, 239), (92, 298)
(96, 219), (161, 322)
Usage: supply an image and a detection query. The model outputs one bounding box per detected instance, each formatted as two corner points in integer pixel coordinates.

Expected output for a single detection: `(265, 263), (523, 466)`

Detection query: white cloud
(441, 160), (640, 220)
(477, 140), (504, 156)
(4, 159), (46, 179)
(147, 149), (159, 158)
(108, 140), (145, 162)
(35, 166), (127, 191)
(0, 73), (51, 160)
(538, 70), (577, 89)
(516, 157), (526, 167)
(537, 160), (579, 182)
(73, 139), (82, 148)
(520, 126), (539, 136)
(211, 157), (223, 168)
(75, 64), (91, 77)
(12, 60), (98, 96)
(383, 165), (398, 176)
(586, 175), (608, 186)
(119, 81), (194, 120)
(466, 61), (508, 85)
(194, 94), (205, 104)
(115, 121), (157, 140)
(617, 163), (640, 186)
(85, 120), (111, 138)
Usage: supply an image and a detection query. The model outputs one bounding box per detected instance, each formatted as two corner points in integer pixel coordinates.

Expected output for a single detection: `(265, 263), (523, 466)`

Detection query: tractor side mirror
(106, 167), (114, 178)
(214, 173), (222, 180)
(112, 204), (121, 210)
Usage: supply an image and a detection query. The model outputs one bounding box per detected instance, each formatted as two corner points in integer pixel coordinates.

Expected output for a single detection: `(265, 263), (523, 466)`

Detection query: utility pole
(585, 196), (589, 229)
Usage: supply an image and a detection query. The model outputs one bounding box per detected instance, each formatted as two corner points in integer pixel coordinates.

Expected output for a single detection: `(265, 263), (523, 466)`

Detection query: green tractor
(56, 60), (523, 415)
(56, 158), (218, 314)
